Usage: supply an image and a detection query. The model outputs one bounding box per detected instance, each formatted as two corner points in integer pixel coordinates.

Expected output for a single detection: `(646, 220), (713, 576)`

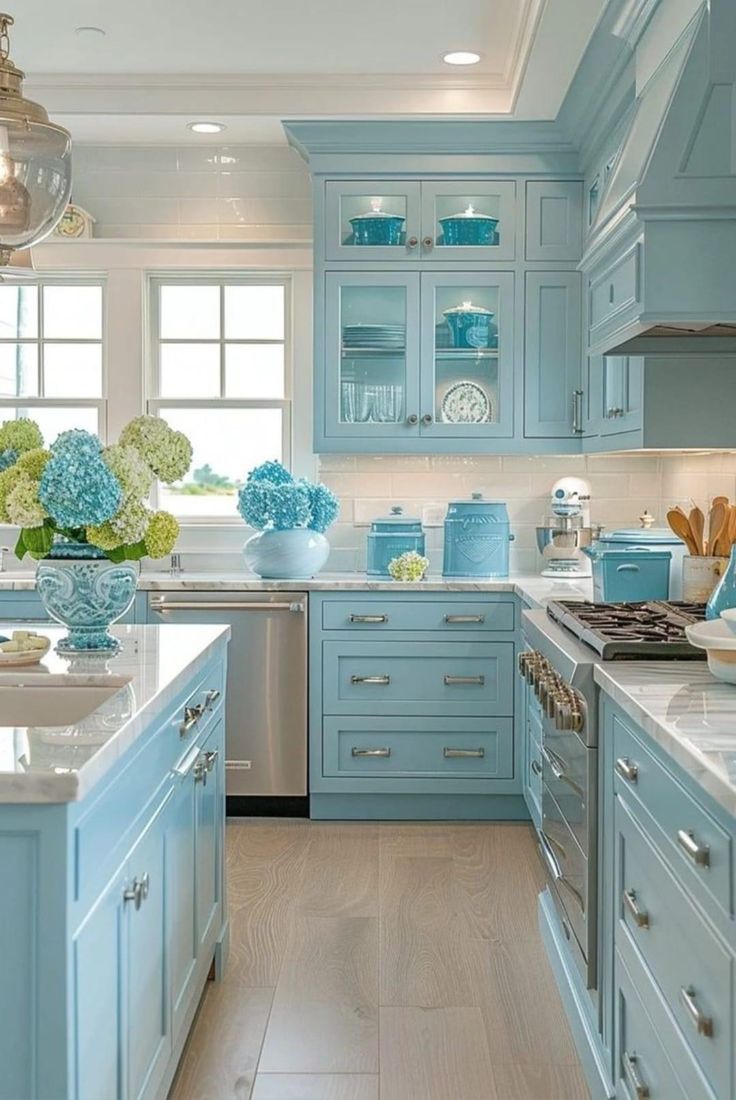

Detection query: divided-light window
(149, 278), (290, 520)
(0, 280), (105, 443)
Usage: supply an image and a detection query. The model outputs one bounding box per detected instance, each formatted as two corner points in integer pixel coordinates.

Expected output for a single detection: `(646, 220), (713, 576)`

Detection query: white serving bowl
(686, 620), (736, 684)
(719, 607), (736, 637)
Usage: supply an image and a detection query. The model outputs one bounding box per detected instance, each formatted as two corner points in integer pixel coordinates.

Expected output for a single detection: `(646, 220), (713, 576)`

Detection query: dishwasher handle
(149, 598), (305, 613)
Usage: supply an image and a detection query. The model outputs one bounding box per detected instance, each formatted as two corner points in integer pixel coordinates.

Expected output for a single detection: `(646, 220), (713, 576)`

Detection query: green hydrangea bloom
(144, 510), (180, 558)
(16, 448), (52, 480)
(85, 520), (121, 552)
(0, 466), (27, 523)
(103, 444), (154, 499)
(5, 475), (47, 528)
(0, 418), (43, 456)
(110, 498), (148, 544)
(119, 416), (192, 484)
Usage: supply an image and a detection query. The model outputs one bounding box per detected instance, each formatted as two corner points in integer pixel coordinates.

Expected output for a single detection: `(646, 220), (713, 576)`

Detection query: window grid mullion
(219, 284), (226, 398)
(38, 283), (45, 397)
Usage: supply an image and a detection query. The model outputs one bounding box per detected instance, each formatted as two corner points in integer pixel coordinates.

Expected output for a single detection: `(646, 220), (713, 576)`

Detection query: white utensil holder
(682, 555), (728, 602)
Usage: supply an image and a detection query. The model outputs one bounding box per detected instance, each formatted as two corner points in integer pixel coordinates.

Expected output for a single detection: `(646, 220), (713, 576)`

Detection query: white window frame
(0, 275), (107, 438)
(147, 273), (293, 524)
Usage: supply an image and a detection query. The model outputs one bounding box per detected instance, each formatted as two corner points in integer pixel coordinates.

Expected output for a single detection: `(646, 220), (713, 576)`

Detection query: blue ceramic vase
(36, 547), (138, 653)
(706, 545), (736, 620)
(244, 527), (330, 579)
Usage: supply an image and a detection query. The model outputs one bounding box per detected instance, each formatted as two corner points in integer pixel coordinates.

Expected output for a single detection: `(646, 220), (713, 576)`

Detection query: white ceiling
(15, 0), (606, 143)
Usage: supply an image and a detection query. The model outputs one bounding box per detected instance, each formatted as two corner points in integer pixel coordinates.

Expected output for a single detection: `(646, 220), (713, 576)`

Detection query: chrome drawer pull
(443, 747), (485, 759)
(444, 614), (485, 624)
(622, 1052), (650, 1098)
(622, 888), (649, 928)
(443, 675), (485, 686)
(351, 747), (391, 758)
(349, 614), (388, 624)
(123, 872), (149, 911)
(204, 749), (218, 773)
(205, 688), (221, 708)
(615, 756), (638, 783)
(173, 743), (202, 778)
(531, 758), (542, 776)
(677, 829), (710, 867)
(350, 674), (390, 685)
(679, 986), (714, 1037)
(180, 703), (205, 737)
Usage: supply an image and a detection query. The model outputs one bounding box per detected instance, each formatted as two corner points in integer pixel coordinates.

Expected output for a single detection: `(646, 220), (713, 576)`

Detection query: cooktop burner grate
(546, 599), (707, 660)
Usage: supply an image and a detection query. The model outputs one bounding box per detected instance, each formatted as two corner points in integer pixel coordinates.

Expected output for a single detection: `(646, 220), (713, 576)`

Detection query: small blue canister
(583, 545), (672, 603)
(442, 494), (514, 578)
(367, 506), (425, 576)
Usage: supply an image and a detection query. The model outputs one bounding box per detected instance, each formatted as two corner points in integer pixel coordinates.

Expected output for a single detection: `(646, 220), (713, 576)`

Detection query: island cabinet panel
(309, 591), (524, 820)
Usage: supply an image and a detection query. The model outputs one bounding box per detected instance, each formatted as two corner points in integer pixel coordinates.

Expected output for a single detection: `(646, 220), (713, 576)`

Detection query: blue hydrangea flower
(297, 480), (339, 533)
(238, 479), (310, 530)
(39, 437), (122, 529)
(247, 460), (294, 486)
(0, 448), (17, 472)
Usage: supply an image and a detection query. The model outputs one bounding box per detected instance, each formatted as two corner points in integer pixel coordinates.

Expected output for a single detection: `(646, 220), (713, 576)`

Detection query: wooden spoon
(708, 500), (729, 556)
(728, 505), (736, 550)
(667, 509), (699, 555)
(689, 506), (706, 556)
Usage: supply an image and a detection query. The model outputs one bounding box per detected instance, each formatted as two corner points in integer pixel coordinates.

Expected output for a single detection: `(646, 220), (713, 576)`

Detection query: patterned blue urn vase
(244, 528), (330, 579)
(36, 545), (139, 653)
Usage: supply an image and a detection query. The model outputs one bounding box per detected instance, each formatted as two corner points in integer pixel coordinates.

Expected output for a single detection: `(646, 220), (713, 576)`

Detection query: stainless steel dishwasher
(148, 591), (307, 810)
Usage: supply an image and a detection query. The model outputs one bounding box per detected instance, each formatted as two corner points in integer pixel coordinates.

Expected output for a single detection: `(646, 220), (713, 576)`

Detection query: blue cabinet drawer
(589, 242), (640, 337)
(615, 796), (733, 1099)
(612, 710), (733, 920)
(323, 716), (513, 779)
(321, 598), (515, 633)
(322, 640), (514, 716)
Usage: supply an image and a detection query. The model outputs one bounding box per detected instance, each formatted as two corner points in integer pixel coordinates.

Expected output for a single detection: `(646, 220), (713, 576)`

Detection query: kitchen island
(0, 623), (230, 1100)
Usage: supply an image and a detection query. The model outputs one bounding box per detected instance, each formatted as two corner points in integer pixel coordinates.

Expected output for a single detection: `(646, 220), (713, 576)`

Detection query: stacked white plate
(685, 618), (736, 684)
(342, 324), (405, 350)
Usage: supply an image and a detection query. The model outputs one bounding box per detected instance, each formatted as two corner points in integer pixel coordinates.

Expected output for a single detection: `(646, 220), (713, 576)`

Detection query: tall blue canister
(442, 493), (514, 578)
(366, 506), (425, 576)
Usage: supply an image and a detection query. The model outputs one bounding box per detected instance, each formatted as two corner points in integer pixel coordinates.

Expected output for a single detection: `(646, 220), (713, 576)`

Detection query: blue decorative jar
(244, 527), (330, 579)
(349, 209), (405, 246)
(366, 506), (425, 576)
(706, 544), (736, 620)
(36, 544), (138, 653)
(439, 207), (498, 246)
(442, 494), (514, 578)
(595, 525), (686, 599)
(583, 545), (672, 603)
(443, 302), (494, 349)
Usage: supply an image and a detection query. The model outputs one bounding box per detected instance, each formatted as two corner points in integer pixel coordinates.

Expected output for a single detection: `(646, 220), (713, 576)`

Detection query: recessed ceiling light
(75, 26), (106, 38)
(442, 50), (481, 65)
(187, 121), (226, 134)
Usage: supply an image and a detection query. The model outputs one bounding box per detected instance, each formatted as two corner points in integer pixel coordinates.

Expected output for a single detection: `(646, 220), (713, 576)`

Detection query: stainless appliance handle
(444, 675), (485, 686)
(677, 829), (710, 867)
(622, 888), (650, 929)
(541, 746), (585, 799)
(615, 756), (638, 783)
(444, 614), (485, 624)
(538, 830), (584, 911)
(443, 747), (485, 759)
(679, 986), (714, 1037)
(351, 675), (390, 685)
(349, 614), (388, 624)
(351, 747), (390, 758)
(150, 598), (305, 613)
(622, 1052), (650, 1098)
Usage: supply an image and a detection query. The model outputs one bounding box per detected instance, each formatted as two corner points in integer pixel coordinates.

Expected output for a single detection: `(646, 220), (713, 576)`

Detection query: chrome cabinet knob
(407, 413), (419, 425)
(422, 236), (434, 248)
(422, 413), (433, 425)
(407, 236), (418, 248)
(123, 874), (149, 911)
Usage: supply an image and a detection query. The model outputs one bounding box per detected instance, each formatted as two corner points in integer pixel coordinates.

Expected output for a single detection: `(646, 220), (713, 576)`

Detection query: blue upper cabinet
(525, 181), (582, 262)
(325, 181), (422, 263)
(420, 181), (516, 262)
(524, 270), (583, 438)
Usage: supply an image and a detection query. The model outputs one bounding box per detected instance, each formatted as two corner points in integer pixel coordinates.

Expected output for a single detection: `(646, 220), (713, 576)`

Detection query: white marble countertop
(594, 663), (736, 816)
(0, 624), (230, 804)
(0, 569), (595, 609)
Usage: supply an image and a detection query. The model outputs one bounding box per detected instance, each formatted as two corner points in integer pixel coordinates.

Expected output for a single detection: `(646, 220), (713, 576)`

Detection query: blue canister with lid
(366, 506), (425, 576)
(594, 518), (686, 599)
(442, 493), (514, 578)
(583, 545), (672, 603)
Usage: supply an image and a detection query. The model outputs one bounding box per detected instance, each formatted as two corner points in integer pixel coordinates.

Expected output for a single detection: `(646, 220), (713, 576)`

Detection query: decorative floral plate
(441, 381), (492, 424)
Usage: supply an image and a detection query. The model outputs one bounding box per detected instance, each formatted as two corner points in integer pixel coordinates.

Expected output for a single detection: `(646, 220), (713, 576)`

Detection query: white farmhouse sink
(0, 684), (123, 727)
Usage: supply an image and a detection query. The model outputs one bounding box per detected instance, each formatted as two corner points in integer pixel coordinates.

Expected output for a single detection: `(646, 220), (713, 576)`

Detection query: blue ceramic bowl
(350, 213), (405, 246)
(439, 214), (499, 246)
(443, 306), (495, 349)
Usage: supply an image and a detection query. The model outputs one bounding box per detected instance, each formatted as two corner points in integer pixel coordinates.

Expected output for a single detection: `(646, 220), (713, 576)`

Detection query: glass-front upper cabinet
(421, 182), (517, 261)
(325, 181), (421, 262)
(323, 271), (421, 440)
(419, 273), (514, 439)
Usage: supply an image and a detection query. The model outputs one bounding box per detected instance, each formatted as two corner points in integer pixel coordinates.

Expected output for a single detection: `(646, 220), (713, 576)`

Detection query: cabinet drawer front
(322, 598), (515, 633)
(323, 717), (513, 779)
(616, 797), (733, 1098)
(322, 640), (514, 715)
(615, 950), (693, 1100)
(612, 711), (732, 918)
(589, 244), (640, 333)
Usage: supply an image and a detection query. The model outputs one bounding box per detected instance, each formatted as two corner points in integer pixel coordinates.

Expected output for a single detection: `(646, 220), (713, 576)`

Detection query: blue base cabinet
(309, 591), (526, 820)
(0, 652), (227, 1100)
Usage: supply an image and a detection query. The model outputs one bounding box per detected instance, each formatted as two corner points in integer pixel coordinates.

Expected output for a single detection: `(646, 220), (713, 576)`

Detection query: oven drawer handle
(444, 675), (485, 686)
(622, 888), (649, 929)
(351, 675), (390, 685)
(622, 1051), (650, 1098)
(615, 756), (638, 783)
(443, 747), (485, 759)
(679, 986), (714, 1037)
(351, 747), (391, 758)
(444, 614), (485, 624)
(350, 614), (388, 624)
(677, 829), (710, 867)
(541, 746), (585, 799)
(539, 830), (584, 912)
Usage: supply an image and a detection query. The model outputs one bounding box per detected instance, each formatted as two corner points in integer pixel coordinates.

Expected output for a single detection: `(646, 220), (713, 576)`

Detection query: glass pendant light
(0, 13), (71, 266)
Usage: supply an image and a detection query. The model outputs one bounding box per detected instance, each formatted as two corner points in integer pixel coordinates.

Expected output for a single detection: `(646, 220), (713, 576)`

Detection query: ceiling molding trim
(506, 0), (547, 110)
(27, 71), (510, 93)
(611, 0), (662, 49)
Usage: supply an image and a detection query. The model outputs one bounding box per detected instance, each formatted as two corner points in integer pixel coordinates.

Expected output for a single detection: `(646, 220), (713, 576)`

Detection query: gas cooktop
(546, 599), (707, 660)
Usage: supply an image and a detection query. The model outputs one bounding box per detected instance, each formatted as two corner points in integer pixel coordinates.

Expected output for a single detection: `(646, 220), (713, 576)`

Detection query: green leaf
(105, 546), (126, 564)
(22, 524), (54, 557)
(14, 531), (26, 560)
(124, 540), (148, 562)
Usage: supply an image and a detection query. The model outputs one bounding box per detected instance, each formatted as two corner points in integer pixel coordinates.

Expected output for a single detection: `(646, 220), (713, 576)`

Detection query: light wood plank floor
(169, 820), (590, 1100)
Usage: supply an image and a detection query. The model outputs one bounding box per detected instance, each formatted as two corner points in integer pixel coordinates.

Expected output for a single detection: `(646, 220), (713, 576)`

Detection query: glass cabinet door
(421, 181), (517, 261)
(325, 181), (421, 262)
(419, 273), (514, 439)
(323, 271), (420, 440)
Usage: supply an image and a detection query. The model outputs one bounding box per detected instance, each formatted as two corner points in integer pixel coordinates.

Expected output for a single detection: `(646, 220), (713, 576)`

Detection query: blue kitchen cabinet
(524, 270), (583, 438)
(525, 181), (583, 262)
(325, 180), (421, 262)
